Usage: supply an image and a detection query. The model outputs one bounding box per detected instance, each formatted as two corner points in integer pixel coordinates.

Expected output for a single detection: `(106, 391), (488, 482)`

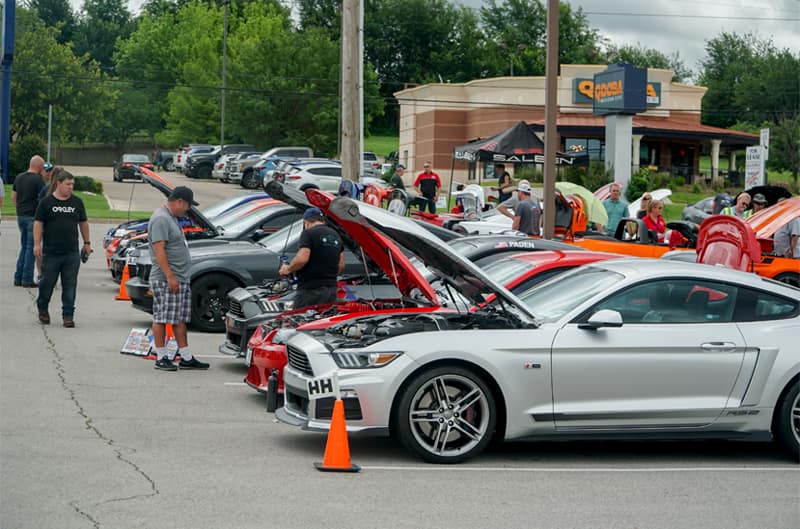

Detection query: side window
(733, 287), (799, 321)
(509, 267), (570, 295)
(260, 212), (294, 232)
(586, 279), (738, 324)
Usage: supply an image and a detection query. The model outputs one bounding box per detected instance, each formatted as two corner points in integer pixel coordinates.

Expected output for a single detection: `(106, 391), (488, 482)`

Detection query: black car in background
(113, 154), (153, 181)
(185, 144), (257, 179)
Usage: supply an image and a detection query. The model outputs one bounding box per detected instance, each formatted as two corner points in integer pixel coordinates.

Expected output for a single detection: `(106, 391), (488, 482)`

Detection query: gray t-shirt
(773, 217), (800, 257)
(515, 199), (541, 236)
(148, 206), (191, 283)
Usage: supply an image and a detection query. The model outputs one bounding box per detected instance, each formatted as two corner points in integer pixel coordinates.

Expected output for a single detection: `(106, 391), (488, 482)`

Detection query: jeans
(421, 196), (437, 213)
(15, 216), (35, 284)
(294, 286), (338, 309)
(37, 252), (80, 317)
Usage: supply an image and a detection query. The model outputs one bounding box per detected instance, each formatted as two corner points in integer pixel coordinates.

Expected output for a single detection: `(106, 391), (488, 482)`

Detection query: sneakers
(22, 282), (38, 288)
(154, 357), (178, 371)
(179, 357), (210, 370)
(14, 280), (21, 287)
(63, 317), (75, 328)
(38, 310), (50, 325)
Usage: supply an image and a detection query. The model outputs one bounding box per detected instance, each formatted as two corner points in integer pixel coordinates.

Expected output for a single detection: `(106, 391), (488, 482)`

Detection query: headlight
(114, 229), (128, 237)
(332, 351), (402, 369)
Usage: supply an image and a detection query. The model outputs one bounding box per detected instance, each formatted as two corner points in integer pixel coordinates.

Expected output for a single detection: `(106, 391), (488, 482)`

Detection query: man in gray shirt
(512, 183), (541, 236)
(148, 186), (209, 371)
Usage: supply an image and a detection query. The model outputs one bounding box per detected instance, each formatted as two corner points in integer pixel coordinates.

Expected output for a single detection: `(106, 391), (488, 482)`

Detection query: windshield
(215, 205), (282, 237)
(478, 257), (536, 286)
(259, 219), (303, 252)
(517, 266), (625, 323)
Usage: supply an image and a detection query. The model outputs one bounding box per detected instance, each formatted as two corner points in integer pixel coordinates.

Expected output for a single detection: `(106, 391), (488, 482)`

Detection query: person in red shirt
(413, 161), (441, 213)
(642, 198), (666, 242)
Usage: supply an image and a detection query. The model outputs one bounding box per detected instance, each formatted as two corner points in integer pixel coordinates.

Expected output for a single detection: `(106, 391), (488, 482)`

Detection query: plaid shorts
(151, 281), (191, 324)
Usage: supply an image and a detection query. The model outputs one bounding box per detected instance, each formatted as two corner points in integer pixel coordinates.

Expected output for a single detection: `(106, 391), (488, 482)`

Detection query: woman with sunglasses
(643, 198), (666, 242)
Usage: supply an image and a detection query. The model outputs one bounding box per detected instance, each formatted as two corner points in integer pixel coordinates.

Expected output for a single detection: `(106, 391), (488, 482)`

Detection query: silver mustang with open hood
(277, 197), (800, 464)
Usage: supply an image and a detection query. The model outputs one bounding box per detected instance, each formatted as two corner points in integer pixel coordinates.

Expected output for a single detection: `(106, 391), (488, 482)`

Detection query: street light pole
(220, 0), (230, 149)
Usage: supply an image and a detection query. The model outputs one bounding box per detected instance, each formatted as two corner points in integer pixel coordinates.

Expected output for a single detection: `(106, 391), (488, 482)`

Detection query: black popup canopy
(453, 120), (544, 163)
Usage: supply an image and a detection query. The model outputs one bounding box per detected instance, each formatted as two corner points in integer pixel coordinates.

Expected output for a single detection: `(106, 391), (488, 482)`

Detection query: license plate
(245, 346), (253, 366)
(127, 256), (137, 265)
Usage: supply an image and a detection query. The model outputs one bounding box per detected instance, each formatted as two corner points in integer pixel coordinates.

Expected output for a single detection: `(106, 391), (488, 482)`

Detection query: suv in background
(271, 159), (342, 192)
(361, 151), (381, 178)
(175, 144), (212, 172)
(263, 146), (313, 159)
(185, 144), (257, 179)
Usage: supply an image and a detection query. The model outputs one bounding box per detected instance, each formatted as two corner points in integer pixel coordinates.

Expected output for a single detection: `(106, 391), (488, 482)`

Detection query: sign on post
(745, 146), (763, 188)
(760, 128), (769, 161)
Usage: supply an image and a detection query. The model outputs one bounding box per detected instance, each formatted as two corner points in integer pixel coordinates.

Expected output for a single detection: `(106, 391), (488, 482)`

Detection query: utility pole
(220, 0), (229, 149)
(1, 0), (16, 184)
(340, 0), (360, 182)
(542, 0), (559, 239)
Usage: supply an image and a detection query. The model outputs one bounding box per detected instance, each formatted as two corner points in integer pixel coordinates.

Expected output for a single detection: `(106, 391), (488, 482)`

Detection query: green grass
(2, 185), (152, 221)
(364, 135), (398, 158)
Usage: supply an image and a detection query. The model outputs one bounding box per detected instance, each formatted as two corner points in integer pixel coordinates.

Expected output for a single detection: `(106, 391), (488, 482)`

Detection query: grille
(315, 397), (362, 421)
(228, 298), (244, 318)
(287, 345), (313, 376)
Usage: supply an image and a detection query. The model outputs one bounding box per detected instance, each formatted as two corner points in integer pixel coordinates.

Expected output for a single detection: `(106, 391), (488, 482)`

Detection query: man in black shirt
(33, 170), (91, 327)
(12, 155), (46, 287)
(278, 207), (344, 309)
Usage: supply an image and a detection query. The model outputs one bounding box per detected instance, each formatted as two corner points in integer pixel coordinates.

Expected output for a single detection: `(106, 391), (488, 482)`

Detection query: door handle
(701, 341), (737, 352)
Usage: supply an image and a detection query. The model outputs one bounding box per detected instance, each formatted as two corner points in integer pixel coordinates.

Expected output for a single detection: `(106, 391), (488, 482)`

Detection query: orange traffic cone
(144, 324), (177, 361)
(314, 399), (360, 472)
(115, 265), (132, 300)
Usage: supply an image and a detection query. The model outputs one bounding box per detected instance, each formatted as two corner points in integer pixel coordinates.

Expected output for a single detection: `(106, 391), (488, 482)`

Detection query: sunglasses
(642, 197), (651, 201)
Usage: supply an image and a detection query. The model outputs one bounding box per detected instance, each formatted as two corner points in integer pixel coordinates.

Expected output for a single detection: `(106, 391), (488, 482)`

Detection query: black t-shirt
(34, 194), (88, 254)
(296, 224), (343, 289)
(13, 171), (46, 216)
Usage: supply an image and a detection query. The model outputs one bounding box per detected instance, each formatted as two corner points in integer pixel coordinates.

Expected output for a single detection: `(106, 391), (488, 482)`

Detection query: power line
(583, 11), (800, 21)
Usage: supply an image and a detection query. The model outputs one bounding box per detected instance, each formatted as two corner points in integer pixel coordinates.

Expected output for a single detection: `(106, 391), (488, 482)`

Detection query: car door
(310, 166), (343, 192)
(551, 278), (747, 429)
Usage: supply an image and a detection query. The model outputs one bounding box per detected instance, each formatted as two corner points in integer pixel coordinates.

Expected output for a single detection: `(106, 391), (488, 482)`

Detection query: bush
(692, 184), (702, 194)
(7, 135), (47, 183)
(672, 176), (686, 187)
(625, 168), (651, 202)
(72, 175), (103, 194)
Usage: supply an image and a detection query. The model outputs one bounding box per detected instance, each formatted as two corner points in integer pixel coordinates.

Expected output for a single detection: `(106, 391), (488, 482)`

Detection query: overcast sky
(69, 0), (799, 79)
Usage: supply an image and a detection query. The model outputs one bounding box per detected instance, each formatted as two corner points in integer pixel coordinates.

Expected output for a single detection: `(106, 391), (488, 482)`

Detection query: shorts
(151, 281), (191, 324)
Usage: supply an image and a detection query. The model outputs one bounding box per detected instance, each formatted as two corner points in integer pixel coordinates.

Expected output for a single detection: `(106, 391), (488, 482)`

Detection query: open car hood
(266, 181), (436, 303)
(139, 168), (218, 235)
(748, 196), (800, 239)
(328, 196), (539, 324)
(697, 215), (761, 271)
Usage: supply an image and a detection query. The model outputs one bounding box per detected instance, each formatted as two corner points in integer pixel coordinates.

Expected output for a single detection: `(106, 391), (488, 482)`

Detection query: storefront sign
(574, 79), (661, 106)
(584, 64), (649, 115)
(745, 146), (763, 188)
(491, 153), (588, 166)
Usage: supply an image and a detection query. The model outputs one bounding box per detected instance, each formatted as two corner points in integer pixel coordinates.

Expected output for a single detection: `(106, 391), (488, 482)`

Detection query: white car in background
(274, 160), (343, 192)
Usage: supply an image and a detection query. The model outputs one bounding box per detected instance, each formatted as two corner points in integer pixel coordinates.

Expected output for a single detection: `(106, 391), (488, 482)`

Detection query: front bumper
(276, 332), (400, 436)
(219, 311), (273, 357)
(125, 277), (154, 313)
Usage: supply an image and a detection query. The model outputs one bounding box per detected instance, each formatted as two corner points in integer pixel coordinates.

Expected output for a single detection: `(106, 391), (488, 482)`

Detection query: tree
(480, 0), (603, 77)
(11, 8), (113, 143)
(296, 0), (340, 35)
(73, 0), (135, 70)
(29, 0), (77, 43)
(605, 43), (692, 83)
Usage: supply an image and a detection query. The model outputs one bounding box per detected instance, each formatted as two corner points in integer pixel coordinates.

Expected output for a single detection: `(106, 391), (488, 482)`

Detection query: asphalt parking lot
(1, 178), (798, 529)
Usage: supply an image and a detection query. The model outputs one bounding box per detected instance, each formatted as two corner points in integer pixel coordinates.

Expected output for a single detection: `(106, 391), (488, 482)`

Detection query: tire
(242, 170), (258, 189)
(113, 172), (120, 182)
(198, 165), (212, 179)
(774, 381), (800, 460)
(774, 273), (800, 288)
(395, 365), (496, 463)
(190, 274), (239, 332)
(163, 158), (175, 172)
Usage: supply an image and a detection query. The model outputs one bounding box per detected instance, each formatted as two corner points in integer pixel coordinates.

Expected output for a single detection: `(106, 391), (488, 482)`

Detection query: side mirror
(578, 309), (623, 330)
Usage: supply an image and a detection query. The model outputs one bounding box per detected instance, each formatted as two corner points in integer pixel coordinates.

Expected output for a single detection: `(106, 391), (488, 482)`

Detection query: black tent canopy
(447, 120), (588, 208)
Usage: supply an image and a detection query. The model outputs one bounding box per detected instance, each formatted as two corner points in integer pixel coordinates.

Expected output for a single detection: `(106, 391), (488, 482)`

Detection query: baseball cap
(43, 162), (53, 171)
(302, 207), (324, 221)
(168, 186), (197, 205)
(517, 183), (532, 194)
(752, 193), (767, 204)
(396, 163), (405, 170)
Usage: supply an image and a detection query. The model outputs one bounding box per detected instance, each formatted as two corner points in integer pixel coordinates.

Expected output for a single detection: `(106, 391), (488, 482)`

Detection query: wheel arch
(190, 266), (249, 287)
(388, 358), (507, 442)
(771, 371), (800, 433)
(299, 184), (319, 191)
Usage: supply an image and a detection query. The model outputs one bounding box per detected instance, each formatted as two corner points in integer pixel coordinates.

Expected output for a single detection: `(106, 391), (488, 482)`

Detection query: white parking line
(360, 465), (796, 473)
(196, 355), (237, 359)
(224, 382), (247, 386)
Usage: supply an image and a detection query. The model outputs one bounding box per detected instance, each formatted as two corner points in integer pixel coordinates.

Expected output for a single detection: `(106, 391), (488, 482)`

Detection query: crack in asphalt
(38, 313), (160, 526)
